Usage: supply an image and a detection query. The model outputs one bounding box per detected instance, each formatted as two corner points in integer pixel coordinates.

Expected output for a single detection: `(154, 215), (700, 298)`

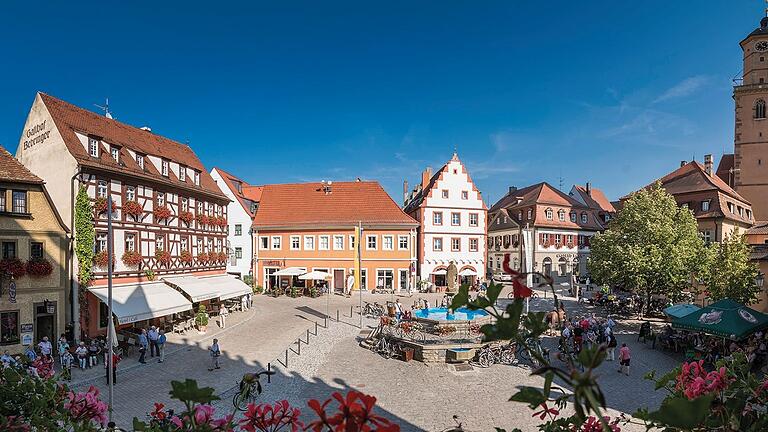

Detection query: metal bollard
(297, 338), (301, 355)
(336, 310), (339, 322)
(267, 363), (271, 383)
(315, 321), (318, 334)
(285, 349), (288, 368)
(350, 305), (353, 317)
(307, 328), (310, 343)
(324, 317), (327, 328)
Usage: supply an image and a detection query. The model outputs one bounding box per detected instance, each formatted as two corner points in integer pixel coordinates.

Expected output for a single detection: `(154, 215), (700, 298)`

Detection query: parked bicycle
(233, 370), (275, 411)
(362, 301), (386, 318)
(394, 320), (426, 342)
(514, 337), (549, 368)
(472, 341), (515, 368)
(371, 335), (402, 360)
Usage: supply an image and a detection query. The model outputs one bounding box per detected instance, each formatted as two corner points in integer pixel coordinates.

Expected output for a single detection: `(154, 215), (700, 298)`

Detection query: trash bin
(402, 347), (414, 362)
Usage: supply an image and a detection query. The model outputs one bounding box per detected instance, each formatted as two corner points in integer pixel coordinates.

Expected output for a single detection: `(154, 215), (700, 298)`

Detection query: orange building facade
(252, 181), (418, 292)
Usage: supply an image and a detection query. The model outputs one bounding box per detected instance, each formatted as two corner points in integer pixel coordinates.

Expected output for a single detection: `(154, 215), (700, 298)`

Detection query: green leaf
(169, 379), (219, 404)
(509, 386), (547, 408)
(486, 281), (503, 304)
(132, 418), (148, 431)
(645, 394), (713, 428)
(450, 285), (469, 310)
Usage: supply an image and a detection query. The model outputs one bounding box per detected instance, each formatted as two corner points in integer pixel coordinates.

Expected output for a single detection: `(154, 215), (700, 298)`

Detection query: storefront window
(0, 311), (20, 345)
(377, 270), (393, 291)
(2, 241), (16, 259)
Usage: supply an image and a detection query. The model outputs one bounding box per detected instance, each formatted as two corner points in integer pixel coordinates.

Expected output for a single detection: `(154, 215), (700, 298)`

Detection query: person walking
(88, 340), (101, 368)
(138, 329), (148, 364)
(606, 333), (617, 361)
(38, 336), (53, 361)
(57, 335), (70, 365)
(61, 349), (74, 381)
(241, 295), (248, 311)
(394, 299), (404, 320)
(148, 326), (159, 358)
(618, 343), (631, 376)
(208, 338), (221, 371)
(219, 304), (228, 329)
(157, 329), (167, 363)
(106, 352), (120, 384)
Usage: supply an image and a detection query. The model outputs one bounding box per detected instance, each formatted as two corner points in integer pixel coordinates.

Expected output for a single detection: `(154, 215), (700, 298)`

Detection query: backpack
(608, 335), (617, 348)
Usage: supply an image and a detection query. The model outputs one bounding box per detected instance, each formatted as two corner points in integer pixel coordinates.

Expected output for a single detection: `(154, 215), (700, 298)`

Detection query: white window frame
(451, 237), (461, 252)
(469, 213), (478, 227)
(581, 213), (588, 223)
(125, 233), (136, 252)
(433, 237), (443, 252)
(235, 247), (242, 259)
(366, 235), (377, 250)
(155, 235), (165, 252)
(259, 236), (269, 250)
(441, 189), (449, 199)
(461, 191), (468, 200)
(570, 212), (577, 222)
(702, 200), (710, 212)
(349, 235), (356, 250)
(333, 235), (344, 250)
(97, 180), (108, 198)
(469, 238), (478, 252)
(527, 209), (533, 219)
(290, 236), (300, 250)
(398, 235), (408, 250)
(376, 268), (395, 291)
(96, 233), (108, 253)
(382, 235), (394, 251)
(451, 212), (461, 226)
(179, 165), (186, 182)
(319, 235), (330, 251)
(110, 146), (119, 162)
(545, 208), (553, 220)
(136, 154), (144, 169)
(161, 160), (169, 177)
(304, 235), (315, 250)
(271, 236), (281, 250)
(125, 186), (135, 202)
(180, 237), (188, 251)
(88, 138), (99, 157)
(433, 212), (443, 226)
(558, 210), (565, 221)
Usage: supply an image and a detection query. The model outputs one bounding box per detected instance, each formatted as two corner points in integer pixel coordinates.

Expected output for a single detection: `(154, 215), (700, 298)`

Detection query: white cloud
(653, 75), (709, 104)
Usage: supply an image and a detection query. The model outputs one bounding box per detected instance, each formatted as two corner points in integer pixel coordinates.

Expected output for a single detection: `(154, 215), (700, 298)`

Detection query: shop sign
(263, 260), (284, 267)
(22, 334), (33, 345)
(21, 323), (33, 333)
(555, 253), (576, 259)
(8, 280), (16, 303)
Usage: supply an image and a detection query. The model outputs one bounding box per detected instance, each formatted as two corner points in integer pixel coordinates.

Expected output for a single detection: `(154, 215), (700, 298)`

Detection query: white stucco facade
(211, 168), (253, 277)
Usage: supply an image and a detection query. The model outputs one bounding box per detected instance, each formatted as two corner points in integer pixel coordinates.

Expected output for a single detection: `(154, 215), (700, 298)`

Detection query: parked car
(492, 273), (513, 283)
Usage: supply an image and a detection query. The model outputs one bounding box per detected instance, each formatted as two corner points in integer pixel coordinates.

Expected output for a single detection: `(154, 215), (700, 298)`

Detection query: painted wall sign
(22, 334), (33, 345)
(22, 120), (52, 150)
(21, 323), (33, 333)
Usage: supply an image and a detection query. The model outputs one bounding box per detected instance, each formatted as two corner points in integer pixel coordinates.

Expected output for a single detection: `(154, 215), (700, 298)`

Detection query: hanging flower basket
(121, 250), (142, 267)
(196, 252), (209, 265)
(217, 251), (228, 263)
(26, 258), (53, 277)
(155, 250), (171, 266)
(179, 250), (193, 264)
(153, 205), (172, 221)
(122, 200), (143, 218)
(0, 258), (26, 278)
(178, 211), (194, 225)
(94, 197), (117, 216)
(215, 216), (228, 229)
(196, 214), (209, 227)
(93, 250), (115, 269)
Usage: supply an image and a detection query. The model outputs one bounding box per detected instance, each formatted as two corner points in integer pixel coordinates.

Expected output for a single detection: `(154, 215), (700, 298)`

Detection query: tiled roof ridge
(0, 145), (44, 184)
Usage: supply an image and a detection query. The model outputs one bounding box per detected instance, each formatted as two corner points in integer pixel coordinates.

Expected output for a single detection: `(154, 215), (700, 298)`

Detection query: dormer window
(527, 209), (532, 220)
(545, 208), (553, 220)
(570, 212), (577, 222)
(136, 154), (145, 169)
(728, 202), (734, 213)
(701, 200), (710, 212)
(581, 213), (588, 223)
(558, 209), (565, 222)
(179, 165), (186, 182)
(518, 211), (522, 220)
(193, 171), (200, 186)
(88, 137), (99, 157)
(110, 146), (119, 162)
(161, 160), (169, 177)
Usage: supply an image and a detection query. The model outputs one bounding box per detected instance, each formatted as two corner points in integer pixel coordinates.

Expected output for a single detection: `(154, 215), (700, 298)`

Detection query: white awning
(89, 283), (192, 325)
(273, 267), (306, 276)
(199, 275), (252, 301)
(299, 270), (331, 280)
(432, 269), (447, 275)
(459, 268), (477, 276)
(164, 276), (219, 302)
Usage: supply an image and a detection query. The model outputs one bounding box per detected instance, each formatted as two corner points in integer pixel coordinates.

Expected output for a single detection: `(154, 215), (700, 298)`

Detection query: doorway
(333, 270), (345, 293)
(34, 302), (56, 345)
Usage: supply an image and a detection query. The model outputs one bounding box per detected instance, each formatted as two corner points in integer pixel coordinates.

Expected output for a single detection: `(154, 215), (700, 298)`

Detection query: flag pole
(106, 194), (115, 423)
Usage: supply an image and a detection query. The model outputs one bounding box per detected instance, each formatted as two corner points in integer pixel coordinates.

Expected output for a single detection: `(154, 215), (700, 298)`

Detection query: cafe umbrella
(671, 298), (768, 340)
(299, 271), (332, 318)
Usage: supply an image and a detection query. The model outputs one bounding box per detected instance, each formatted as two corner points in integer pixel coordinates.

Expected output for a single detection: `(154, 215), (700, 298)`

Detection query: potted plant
(26, 258), (53, 277)
(195, 305), (209, 333)
(197, 252), (209, 265)
(144, 269), (156, 281)
(0, 257), (27, 278)
(93, 250), (114, 269)
(121, 250), (142, 268)
(196, 214), (209, 227)
(155, 250), (171, 267)
(122, 200), (143, 219)
(94, 197), (117, 216)
(178, 210), (194, 225)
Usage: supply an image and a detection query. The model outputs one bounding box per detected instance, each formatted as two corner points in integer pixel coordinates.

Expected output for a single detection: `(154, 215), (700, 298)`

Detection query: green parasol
(672, 298), (768, 340)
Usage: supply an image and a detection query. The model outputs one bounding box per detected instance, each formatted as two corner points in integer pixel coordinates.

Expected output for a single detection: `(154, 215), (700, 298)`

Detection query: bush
(195, 305), (209, 327)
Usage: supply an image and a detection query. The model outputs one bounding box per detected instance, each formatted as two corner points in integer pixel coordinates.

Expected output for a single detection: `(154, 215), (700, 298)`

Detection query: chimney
(680, 160), (687, 168)
(321, 180), (333, 194)
(508, 186), (517, 195)
(586, 182), (592, 196)
(704, 154), (713, 176)
(421, 167), (432, 191)
(140, 126), (152, 132)
(403, 180), (409, 204)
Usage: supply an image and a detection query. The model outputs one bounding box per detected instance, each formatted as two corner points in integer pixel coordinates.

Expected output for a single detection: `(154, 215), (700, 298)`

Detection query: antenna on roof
(95, 98), (113, 119)
(558, 169), (564, 190)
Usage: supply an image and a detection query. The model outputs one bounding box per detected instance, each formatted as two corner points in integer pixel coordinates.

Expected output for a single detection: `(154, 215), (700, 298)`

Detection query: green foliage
(195, 305), (209, 327)
(588, 182), (707, 303)
(701, 233), (761, 305)
(75, 185), (95, 286)
(0, 366), (68, 430)
(169, 379), (219, 405)
(242, 274), (254, 287)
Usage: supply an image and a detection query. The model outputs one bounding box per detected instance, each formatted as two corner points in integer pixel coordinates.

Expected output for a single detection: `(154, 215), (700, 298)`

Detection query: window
(193, 171), (200, 186)
(366, 235), (377, 250)
(235, 247), (242, 259)
(451, 212), (461, 226)
(155, 235), (164, 251)
(207, 238), (213, 252)
(88, 137), (99, 157)
(442, 190), (449, 199)
(97, 181), (108, 198)
(461, 191), (468, 200)
(2, 242), (16, 259)
(383, 235), (393, 250)
(126, 186), (135, 202)
(469, 213), (478, 227)
(30, 242), (43, 259)
(234, 224), (242, 236)
(558, 210), (565, 222)
(728, 202), (734, 213)
(271, 236), (281, 250)
(319, 235), (330, 250)
(95, 233), (107, 253)
(527, 209), (533, 220)
(179, 165), (186, 182)
(0, 189), (5, 211)
(581, 213), (588, 223)
(11, 191), (27, 213)
(542, 233), (550, 245)
(376, 269), (394, 291)
(433, 237), (443, 251)
(197, 201), (203, 215)
(545, 208), (553, 220)
(333, 235), (344, 250)
(433, 212), (443, 225)
(157, 192), (165, 207)
(260, 236), (269, 250)
(110, 146), (119, 162)
(360, 268), (368, 289)
(304, 236), (315, 250)
(701, 230), (712, 243)
(180, 237), (188, 251)
(398, 235), (408, 250)
(756, 99), (767, 119)
(555, 234), (562, 246)
(451, 238), (460, 251)
(136, 154), (144, 169)
(701, 200), (710, 212)
(469, 238), (478, 252)
(681, 202), (689, 209)
(161, 160), (169, 177)
(349, 235), (356, 250)
(570, 212), (577, 222)
(125, 233), (135, 252)
(290, 236), (300, 250)
(0, 311), (20, 346)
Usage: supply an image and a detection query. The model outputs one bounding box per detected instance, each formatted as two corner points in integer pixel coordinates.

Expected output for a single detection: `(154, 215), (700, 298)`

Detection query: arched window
(558, 209), (566, 221)
(558, 257), (568, 276)
(542, 257), (552, 276)
(756, 99), (766, 119)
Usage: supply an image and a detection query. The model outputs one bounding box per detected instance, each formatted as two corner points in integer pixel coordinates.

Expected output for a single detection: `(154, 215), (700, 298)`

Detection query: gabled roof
(212, 167), (261, 217)
(631, 161), (749, 204)
(403, 153), (486, 213)
(253, 181), (418, 228)
(490, 182), (587, 213)
(571, 185), (616, 213)
(40, 93), (227, 202)
(242, 185), (263, 202)
(0, 146), (43, 184)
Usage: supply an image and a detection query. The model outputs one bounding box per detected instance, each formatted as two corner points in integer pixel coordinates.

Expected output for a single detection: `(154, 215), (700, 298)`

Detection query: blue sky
(0, 1), (760, 205)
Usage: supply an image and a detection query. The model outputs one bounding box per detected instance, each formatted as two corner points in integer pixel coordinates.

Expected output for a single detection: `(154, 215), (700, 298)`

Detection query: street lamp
(756, 272), (765, 289)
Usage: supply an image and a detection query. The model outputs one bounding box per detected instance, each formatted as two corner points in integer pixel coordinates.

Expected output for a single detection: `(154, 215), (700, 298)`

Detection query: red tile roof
(0, 146), (43, 184)
(572, 185), (616, 213)
(634, 161), (749, 203)
(212, 167), (261, 217)
(242, 185), (263, 202)
(253, 181), (418, 228)
(40, 93), (227, 202)
(715, 154), (734, 186)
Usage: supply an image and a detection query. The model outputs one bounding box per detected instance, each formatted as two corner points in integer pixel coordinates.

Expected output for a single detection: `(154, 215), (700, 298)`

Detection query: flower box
(26, 258), (53, 277)
(93, 250), (114, 269)
(155, 250), (171, 266)
(153, 205), (172, 221)
(178, 211), (194, 225)
(122, 200), (143, 218)
(196, 214), (209, 227)
(0, 258), (26, 278)
(180, 250), (193, 265)
(197, 252), (209, 265)
(94, 197), (117, 216)
(121, 250), (142, 267)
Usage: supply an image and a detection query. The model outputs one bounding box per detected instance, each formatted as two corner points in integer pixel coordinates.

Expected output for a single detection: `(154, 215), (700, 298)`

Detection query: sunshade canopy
(459, 268), (477, 276)
(200, 275), (252, 301)
(672, 299), (768, 340)
(89, 283), (192, 325)
(164, 276), (219, 302)
(432, 269), (447, 275)
(273, 267), (306, 276)
(299, 270), (331, 280)
(664, 303), (700, 319)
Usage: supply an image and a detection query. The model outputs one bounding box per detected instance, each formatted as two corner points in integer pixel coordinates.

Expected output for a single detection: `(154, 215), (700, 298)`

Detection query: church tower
(734, 16), (768, 220)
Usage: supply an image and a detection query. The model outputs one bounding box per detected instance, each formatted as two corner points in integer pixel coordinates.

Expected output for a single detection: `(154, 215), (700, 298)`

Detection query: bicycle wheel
(499, 349), (515, 365)
(382, 340), (394, 359)
(478, 351), (492, 368)
(233, 391), (249, 411)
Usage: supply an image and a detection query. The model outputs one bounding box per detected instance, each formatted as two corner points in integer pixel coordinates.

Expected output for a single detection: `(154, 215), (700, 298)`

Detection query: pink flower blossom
(675, 361), (733, 400)
(64, 385), (108, 426)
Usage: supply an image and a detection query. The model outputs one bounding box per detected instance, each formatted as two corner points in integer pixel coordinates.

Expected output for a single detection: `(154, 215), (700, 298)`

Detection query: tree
(701, 233), (760, 305)
(587, 182), (708, 305)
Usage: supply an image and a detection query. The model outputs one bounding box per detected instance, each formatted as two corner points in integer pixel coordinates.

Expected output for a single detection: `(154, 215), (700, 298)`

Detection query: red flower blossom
(240, 400), (304, 432)
(306, 390), (399, 432)
(122, 200), (144, 218)
(150, 402), (167, 421)
(26, 258), (53, 277)
(532, 402), (560, 420)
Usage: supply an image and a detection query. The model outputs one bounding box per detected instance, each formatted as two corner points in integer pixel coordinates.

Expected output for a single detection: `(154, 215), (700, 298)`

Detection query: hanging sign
(8, 280), (16, 303)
